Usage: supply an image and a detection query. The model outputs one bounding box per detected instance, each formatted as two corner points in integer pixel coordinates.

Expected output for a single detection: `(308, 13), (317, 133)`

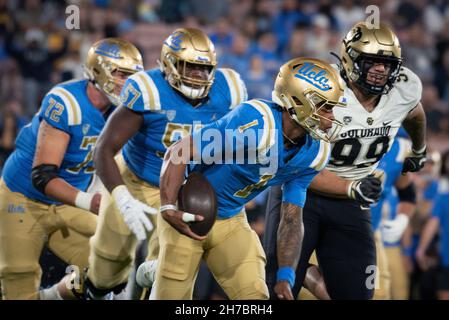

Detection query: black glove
(402, 147), (426, 174)
(347, 175), (382, 206)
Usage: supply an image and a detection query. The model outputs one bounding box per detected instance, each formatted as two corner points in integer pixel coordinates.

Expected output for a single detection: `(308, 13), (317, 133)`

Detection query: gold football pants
(87, 155), (159, 290)
(152, 211), (269, 300)
(0, 179), (96, 300)
(385, 245), (409, 300)
(373, 231), (391, 300)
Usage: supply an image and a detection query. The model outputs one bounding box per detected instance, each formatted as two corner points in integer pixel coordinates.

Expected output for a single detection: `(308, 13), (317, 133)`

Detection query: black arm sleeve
(397, 182), (416, 204)
(31, 164), (59, 194)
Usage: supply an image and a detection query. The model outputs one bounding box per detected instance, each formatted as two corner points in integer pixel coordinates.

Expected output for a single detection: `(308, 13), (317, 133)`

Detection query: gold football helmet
(159, 28), (217, 100)
(272, 57), (347, 142)
(84, 38), (144, 105)
(340, 22), (402, 95)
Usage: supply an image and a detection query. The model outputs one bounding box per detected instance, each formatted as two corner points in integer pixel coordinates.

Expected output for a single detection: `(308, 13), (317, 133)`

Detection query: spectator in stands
(0, 99), (26, 173)
(4, 26), (67, 117)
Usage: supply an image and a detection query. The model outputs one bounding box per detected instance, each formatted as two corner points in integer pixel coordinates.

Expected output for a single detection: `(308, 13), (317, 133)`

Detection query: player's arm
(161, 102), (262, 240)
(94, 76), (158, 241)
(93, 107), (143, 192)
(275, 201), (303, 300)
(416, 216), (439, 270)
(159, 136), (206, 241)
(275, 168), (319, 300)
(382, 174), (416, 244)
(32, 120), (101, 213)
(309, 168), (382, 205)
(416, 192), (444, 270)
(395, 174), (416, 218)
(402, 102), (427, 173)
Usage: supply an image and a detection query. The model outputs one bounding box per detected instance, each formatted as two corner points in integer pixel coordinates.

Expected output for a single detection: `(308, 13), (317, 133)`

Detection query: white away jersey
(327, 66), (422, 180)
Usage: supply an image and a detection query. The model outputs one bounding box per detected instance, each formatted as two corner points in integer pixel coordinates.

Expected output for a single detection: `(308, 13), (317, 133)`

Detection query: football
(178, 172), (218, 236)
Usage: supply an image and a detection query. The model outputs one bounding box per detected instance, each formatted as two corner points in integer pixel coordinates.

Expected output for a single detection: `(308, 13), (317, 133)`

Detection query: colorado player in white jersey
(264, 22), (427, 299)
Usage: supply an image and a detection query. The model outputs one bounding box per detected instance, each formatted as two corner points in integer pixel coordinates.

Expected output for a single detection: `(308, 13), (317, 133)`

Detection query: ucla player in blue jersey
(85, 28), (247, 299)
(0, 39), (143, 299)
(371, 137), (416, 299)
(153, 57), (347, 299)
(416, 150), (449, 300)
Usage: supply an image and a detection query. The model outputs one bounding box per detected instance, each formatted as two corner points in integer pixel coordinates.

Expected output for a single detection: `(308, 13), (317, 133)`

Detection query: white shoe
(136, 259), (158, 288)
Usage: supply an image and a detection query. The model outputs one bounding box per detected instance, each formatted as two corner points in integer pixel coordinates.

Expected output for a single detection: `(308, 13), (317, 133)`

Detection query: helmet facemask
(161, 53), (215, 100)
(292, 91), (345, 142)
(86, 58), (136, 105)
(348, 50), (402, 95)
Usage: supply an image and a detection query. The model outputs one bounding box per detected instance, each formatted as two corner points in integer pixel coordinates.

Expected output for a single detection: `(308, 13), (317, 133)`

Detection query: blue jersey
(190, 99), (331, 219)
(424, 179), (439, 201)
(120, 68), (247, 186)
(432, 179), (449, 267)
(371, 138), (410, 231)
(2, 79), (111, 204)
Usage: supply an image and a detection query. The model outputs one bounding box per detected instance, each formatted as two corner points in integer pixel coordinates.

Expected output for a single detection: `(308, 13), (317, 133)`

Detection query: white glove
(112, 185), (157, 241)
(381, 213), (409, 244)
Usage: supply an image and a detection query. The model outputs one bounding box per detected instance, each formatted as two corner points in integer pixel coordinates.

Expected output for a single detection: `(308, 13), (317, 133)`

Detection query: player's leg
(385, 246), (409, 299)
(87, 156), (157, 297)
(0, 179), (46, 299)
(205, 212), (269, 300)
(373, 231), (391, 300)
(150, 211), (204, 300)
(437, 267), (449, 300)
(316, 197), (376, 300)
(43, 205), (97, 300)
(298, 251), (331, 300)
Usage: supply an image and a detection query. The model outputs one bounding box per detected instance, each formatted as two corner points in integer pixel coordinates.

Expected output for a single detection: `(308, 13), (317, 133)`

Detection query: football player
(416, 150), (449, 300)
(264, 22), (427, 299)
(371, 137), (416, 299)
(0, 38), (143, 299)
(152, 57), (346, 300)
(84, 28), (247, 299)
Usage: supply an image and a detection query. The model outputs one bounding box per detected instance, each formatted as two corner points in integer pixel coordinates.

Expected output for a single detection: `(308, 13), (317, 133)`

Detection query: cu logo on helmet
(294, 62), (332, 91)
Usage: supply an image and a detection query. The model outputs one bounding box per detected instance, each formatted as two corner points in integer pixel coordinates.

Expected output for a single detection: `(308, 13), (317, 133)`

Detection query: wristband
(160, 204), (178, 212)
(75, 191), (94, 211)
(276, 266), (296, 288)
(412, 145), (426, 155)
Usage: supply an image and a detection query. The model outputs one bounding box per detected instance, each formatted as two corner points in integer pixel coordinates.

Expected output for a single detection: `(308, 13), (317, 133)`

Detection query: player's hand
(402, 147), (426, 174)
(415, 248), (430, 271)
(161, 209), (206, 241)
(274, 281), (294, 300)
(381, 213), (409, 244)
(89, 193), (102, 215)
(112, 185), (157, 241)
(347, 175), (382, 206)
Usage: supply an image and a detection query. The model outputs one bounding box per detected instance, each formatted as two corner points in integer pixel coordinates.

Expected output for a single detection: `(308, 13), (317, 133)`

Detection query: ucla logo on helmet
(294, 62), (332, 91)
(95, 43), (121, 59)
(196, 55), (210, 63)
(165, 32), (184, 52)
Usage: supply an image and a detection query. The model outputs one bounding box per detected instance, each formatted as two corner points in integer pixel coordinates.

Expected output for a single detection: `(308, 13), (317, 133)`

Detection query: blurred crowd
(1, 0), (449, 300)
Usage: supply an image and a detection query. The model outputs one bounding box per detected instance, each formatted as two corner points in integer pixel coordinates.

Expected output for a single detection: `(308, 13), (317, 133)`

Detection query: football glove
(112, 185), (157, 241)
(347, 175), (382, 206)
(402, 146), (426, 174)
